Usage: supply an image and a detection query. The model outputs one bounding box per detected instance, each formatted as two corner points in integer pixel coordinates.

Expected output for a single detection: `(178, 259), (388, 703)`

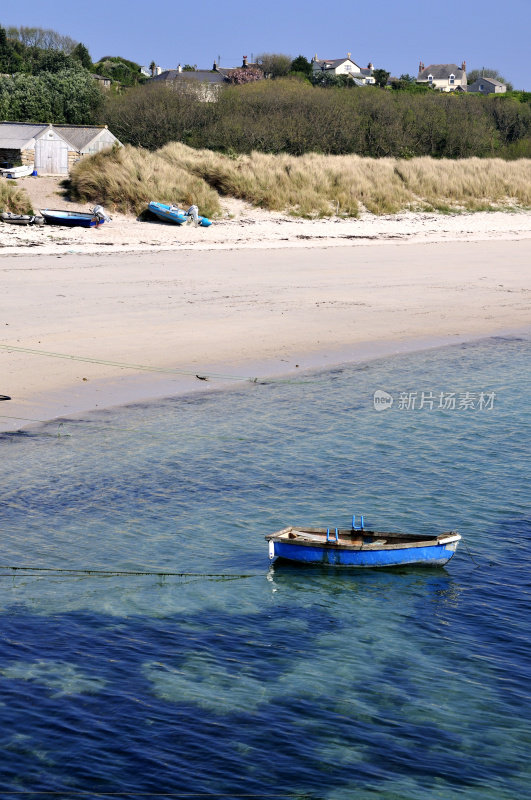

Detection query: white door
(35, 138), (69, 174)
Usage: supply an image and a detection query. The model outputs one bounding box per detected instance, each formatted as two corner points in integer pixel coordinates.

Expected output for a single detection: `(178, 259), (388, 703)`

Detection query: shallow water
(0, 336), (529, 799)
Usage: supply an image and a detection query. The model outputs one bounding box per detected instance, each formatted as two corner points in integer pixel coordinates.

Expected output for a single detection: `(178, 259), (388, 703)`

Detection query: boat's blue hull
(148, 202), (211, 227)
(41, 210), (102, 228)
(271, 540), (458, 568)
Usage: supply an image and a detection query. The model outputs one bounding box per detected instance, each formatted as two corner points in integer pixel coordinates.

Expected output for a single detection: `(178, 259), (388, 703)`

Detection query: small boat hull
(148, 201), (212, 227)
(1, 212), (45, 225)
(40, 209), (103, 228)
(1, 164), (34, 178)
(266, 527), (461, 568)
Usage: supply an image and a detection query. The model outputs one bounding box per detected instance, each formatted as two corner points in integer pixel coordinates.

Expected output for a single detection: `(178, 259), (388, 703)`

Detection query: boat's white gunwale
(265, 527), (460, 551)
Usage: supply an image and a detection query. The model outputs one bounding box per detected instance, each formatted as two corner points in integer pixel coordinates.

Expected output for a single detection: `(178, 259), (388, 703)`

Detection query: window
(428, 74), (433, 82)
(449, 73), (455, 84)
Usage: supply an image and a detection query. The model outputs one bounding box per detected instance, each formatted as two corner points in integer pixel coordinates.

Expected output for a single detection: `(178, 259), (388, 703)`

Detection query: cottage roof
(0, 122), (48, 149)
(418, 64), (464, 80)
(53, 125), (112, 150)
(472, 76), (504, 86)
(152, 70), (227, 84)
(314, 57), (361, 71)
(359, 67), (373, 76)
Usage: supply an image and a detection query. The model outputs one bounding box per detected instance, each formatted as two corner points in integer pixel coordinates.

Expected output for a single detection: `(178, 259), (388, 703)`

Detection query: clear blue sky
(2, 0), (530, 88)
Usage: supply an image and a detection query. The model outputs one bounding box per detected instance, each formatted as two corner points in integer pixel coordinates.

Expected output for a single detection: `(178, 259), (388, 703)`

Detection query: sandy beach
(0, 178), (529, 429)
(1, 202), (530, 431)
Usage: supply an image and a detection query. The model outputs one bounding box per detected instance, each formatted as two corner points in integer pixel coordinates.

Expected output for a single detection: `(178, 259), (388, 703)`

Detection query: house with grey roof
(150, 57), (264, 100)
(417, 61), (467, 91)
(150, 64), (229, 101)
(0, 122), (121, 175)
(467, 76), (506, 94)
(312, 54), (375, 85)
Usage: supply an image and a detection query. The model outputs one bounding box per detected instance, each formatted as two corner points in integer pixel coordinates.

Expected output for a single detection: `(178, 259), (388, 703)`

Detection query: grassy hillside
(68, 143), (531, 217)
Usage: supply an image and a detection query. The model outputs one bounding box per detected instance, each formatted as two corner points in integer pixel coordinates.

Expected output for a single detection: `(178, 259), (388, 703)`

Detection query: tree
(226, 66), (263, 84)
(34, 49), (78, 74)
(373, 68), (390, 88)
(290, 55), (312, 77)
(71, 42), (92, 70)
(311, 72), (356, 88)
(6, 25), (77, 53)
(467, 67), (513, 91)
(0, 68), (103, 123)
(0, 24), (24, 72)
(256, 53), (292, 79)
(182, 64), (196, 71)
(93, 56), (145, 86)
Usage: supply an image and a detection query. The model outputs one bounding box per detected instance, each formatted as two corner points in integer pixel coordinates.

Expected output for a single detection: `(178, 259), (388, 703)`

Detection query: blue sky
(2, 0), (529, 88)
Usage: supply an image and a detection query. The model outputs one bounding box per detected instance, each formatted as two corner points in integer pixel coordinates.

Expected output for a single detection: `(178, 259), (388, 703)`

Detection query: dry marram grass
(0, 181), (33, 215)
(68, 145), (221, 218)
(69, 144), (531, 218)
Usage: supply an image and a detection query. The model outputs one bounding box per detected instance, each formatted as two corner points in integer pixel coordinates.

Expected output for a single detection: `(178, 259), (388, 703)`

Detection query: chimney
(419, 60), (424, 73)
(461, 60), (466, 72)
(177, 63), (182, 73)
(347, 52), (351, 60)
(213, 60), (217, 71)
(242, 55), (248, 68)
(368, 62), (374, 70)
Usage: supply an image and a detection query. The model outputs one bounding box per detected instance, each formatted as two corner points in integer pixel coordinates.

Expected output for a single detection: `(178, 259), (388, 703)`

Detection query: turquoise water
(0, 336), (529, 799)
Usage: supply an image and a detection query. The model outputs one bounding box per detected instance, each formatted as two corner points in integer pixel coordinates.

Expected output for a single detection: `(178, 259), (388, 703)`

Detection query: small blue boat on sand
(266, 517), (461, 568)
(40, 206), (109, 228)
(148, 201), (212, 227)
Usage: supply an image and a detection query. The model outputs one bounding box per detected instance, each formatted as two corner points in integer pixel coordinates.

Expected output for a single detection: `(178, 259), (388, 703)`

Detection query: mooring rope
(0, 564), (260, 580)
(0, 343), (255, 382)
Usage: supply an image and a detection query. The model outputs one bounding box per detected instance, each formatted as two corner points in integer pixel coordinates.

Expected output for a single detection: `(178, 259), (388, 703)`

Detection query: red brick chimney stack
(419, 60), (425, 73)
(461, 60), (466, 72)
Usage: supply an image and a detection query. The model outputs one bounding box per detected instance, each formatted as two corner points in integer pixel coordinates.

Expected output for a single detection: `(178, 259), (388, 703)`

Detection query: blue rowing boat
(266, 517), (461, 568)
(40, 206), (109, 228)
(148, 201), (212, 227)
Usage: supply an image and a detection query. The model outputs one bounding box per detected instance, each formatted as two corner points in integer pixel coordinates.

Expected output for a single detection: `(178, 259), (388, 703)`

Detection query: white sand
(1, 177), (530, 430)
(1, 233), (530, 432)
(2, 176), (531, 254)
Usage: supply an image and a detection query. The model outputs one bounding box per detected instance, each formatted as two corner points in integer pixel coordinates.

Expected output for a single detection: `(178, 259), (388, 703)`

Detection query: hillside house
(417, 61), (467, 91)
(91, 73), (112, 90)
(150, 57), (263, 100)
(150, 64), (228, 101)
(0, 122), (121, 175)
(467, 76), (506, 94)
(312, 54), (375, 85)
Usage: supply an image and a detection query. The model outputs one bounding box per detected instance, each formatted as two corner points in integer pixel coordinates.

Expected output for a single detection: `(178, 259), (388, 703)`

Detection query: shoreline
(1, 236), (530, 433)
(1, 327), (529, 435)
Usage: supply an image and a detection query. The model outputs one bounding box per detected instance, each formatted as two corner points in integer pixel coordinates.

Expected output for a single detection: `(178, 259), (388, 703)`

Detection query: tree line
(103, 79), (531, 159)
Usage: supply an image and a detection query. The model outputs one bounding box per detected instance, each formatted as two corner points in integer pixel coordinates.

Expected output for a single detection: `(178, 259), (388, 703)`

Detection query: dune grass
(68, 143), (531, 218)
(0, 181), (33, 214)
(68, 144), (221, 218)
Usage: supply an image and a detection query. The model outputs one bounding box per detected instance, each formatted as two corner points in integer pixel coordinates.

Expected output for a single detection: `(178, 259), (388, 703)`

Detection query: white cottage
(312, 54), (375, 84)
(0, 122), (121, 175)
(417, 62), (467, 91)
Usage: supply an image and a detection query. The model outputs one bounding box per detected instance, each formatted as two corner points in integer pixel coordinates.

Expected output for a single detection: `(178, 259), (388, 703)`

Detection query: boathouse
(0, 122), (121, 175)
